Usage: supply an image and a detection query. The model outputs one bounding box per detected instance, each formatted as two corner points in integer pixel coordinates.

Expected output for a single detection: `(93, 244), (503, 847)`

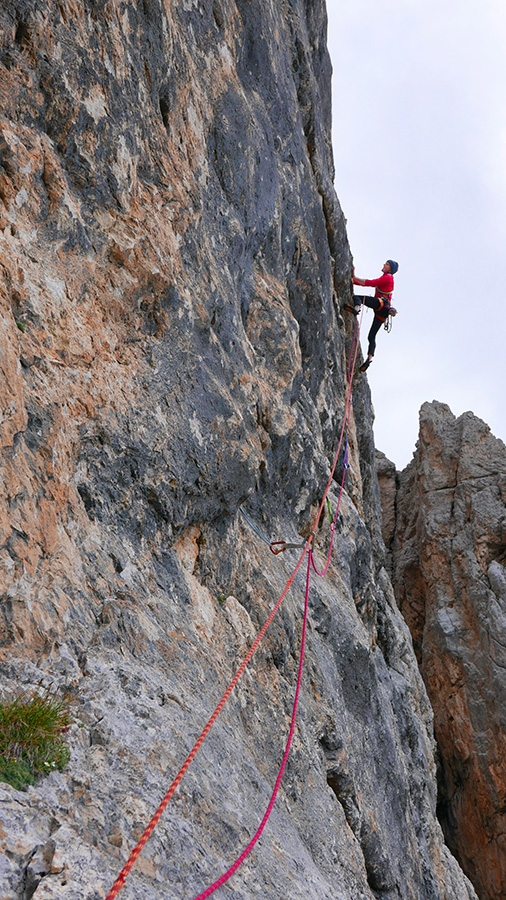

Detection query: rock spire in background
(386, 401), (506, 900)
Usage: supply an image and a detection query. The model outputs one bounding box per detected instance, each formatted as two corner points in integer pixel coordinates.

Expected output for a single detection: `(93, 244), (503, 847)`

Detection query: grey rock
(0, 5), (477, 900)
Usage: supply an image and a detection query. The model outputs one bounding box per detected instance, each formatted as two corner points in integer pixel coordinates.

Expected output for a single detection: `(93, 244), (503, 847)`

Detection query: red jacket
(364, 273), (394, 299)
(363, 273), (394, 322)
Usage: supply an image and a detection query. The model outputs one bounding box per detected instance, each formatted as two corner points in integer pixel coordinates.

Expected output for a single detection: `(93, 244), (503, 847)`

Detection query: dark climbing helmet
(387, 259), (399, 274)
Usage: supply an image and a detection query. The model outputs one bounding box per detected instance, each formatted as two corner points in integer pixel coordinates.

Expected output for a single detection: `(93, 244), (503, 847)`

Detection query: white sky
(326, 0), (506, 469)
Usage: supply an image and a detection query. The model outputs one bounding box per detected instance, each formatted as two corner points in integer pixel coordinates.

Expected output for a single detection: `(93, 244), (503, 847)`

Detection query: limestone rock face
(375, 449), (397, 571)
(0, 3), (477, 900)
(392, 401), (506, 900)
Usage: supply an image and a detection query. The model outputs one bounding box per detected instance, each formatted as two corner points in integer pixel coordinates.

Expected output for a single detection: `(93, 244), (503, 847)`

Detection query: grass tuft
(0, 688), (72, 790)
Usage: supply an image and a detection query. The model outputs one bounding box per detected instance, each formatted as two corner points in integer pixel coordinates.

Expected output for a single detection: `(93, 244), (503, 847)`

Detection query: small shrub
(0, 689), (72, 790)
(0, 757), (35, 790)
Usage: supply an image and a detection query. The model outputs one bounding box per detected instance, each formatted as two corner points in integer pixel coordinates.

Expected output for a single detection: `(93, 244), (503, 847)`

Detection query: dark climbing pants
(354, 295), (386, 358)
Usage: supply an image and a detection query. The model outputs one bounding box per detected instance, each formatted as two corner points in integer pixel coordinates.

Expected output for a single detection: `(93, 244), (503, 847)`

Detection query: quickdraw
(270, 540), (307, 555)
(384, 307), (397, 332)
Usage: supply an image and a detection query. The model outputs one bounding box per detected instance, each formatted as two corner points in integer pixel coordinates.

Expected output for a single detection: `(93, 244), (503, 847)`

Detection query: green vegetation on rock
(0, 689), (72, 790)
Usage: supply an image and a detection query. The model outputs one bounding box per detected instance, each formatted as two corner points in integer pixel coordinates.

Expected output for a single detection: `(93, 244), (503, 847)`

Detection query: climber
(344, 260), (398, 372)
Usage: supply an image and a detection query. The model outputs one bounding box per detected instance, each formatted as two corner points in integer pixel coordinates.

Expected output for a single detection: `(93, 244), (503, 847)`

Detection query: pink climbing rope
(193, 550), (313, 899)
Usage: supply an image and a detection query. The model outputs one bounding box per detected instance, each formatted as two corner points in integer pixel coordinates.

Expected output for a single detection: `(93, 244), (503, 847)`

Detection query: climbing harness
(105, 307), (363, 900)
(376, 288), (392, 306)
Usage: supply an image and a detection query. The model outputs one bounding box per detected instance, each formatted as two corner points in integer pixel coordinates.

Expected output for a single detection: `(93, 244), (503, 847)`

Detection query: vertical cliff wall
(387, 402), (506, 900)
(0, 3), (477, 899)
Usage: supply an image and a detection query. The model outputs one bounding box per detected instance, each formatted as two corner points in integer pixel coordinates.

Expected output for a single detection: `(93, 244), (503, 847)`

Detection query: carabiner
(269, 540), (306, 555)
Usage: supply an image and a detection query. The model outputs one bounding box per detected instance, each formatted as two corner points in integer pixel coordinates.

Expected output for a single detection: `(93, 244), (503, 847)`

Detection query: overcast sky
(326, 0), (506, 469)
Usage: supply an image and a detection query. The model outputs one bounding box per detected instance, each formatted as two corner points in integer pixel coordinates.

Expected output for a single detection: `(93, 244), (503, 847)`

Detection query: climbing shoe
(359, 359), (371, 372)
(344, 305), (360, 316)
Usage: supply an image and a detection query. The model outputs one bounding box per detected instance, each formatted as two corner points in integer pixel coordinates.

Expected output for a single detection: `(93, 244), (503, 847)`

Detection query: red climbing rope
(105, 305), (363, 900)
(105, 541), (309, 900)
(347, 312), (360, 382)
(310, 438), (349, 578)
(308, 306), (362, 538)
